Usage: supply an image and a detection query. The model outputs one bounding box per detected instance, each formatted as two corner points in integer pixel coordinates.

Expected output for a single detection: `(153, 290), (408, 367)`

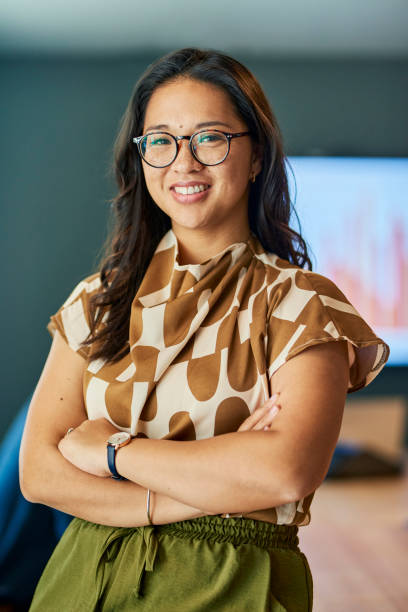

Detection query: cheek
(143, 171), (163, 199)
(143, 168), (154, 189)
(218, 163), (250, 196)
(223, 154), (251, 186)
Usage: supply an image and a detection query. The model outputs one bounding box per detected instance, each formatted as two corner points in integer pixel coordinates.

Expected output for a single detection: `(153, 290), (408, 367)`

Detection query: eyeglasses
(132, 129), (251, 168)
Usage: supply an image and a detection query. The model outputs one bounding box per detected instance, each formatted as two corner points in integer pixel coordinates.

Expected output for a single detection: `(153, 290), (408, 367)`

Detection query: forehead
(143, 78), (240, 130)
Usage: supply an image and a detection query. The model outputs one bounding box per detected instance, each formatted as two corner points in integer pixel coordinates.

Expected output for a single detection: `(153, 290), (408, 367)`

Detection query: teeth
(174, 184), (209, 194)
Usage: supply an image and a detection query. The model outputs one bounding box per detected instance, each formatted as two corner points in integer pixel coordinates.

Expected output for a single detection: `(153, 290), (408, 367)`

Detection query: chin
(165, 208), (213, 230)
(172, 218), (210, 232)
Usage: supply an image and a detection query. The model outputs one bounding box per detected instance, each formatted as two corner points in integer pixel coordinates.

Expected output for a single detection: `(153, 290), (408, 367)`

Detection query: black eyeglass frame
(132, 128), (251, 168)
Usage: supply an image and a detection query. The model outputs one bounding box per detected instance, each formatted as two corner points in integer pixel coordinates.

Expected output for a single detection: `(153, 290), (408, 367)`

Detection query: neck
(172, 224), (251, 265)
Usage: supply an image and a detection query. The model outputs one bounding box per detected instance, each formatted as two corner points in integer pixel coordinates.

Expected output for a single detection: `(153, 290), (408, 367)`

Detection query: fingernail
(263, 426), (269, 431)
(269, 405), (280, 416)
(268, 393), (279, 404)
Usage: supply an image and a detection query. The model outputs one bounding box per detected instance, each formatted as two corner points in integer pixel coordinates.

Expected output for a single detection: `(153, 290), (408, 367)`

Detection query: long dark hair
(82, 46), (312, 363)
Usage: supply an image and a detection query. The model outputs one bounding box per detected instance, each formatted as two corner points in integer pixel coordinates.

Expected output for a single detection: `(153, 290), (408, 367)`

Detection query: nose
(172, 138), (202, 171)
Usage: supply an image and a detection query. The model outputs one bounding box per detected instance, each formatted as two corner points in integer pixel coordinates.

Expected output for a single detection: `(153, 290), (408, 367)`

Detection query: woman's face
(141, 77), (262, 239)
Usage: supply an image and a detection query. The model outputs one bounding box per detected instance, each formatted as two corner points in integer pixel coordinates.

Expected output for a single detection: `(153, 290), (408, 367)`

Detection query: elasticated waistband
(33, 516), (302, 605)
(155, 514), (300, 551)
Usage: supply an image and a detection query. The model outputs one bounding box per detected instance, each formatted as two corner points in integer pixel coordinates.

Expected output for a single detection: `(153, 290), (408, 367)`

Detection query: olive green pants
(29, 515), (313, 611)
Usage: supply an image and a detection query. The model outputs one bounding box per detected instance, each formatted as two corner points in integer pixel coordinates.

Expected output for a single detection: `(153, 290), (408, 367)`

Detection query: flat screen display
(286, 156), (408, 366)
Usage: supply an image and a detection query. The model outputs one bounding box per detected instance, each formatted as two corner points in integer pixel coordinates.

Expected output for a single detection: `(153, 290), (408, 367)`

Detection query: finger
(252, 404), (281, 431)
(248, 394), (280, 423)
(236, 405), (271, 432)
(254, 404), (280, 430)
(237, 394), (280, 432)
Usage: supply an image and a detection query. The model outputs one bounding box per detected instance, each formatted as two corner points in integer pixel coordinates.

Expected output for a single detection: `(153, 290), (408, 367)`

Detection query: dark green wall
(1, 51), (407, 442)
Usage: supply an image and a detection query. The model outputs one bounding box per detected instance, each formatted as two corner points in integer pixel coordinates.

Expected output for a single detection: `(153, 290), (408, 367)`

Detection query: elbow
(262, 462), (308, 507)
(19, 456), (43, 503)
(20, 484), (38, 504)
(19, 468), (39, 503)
(286, 465), (323, 502)
(280, 479), (308, 505)
(19, 430), (65, 505)
(19, 448), (48, 504)
(287, 481), (317, 503)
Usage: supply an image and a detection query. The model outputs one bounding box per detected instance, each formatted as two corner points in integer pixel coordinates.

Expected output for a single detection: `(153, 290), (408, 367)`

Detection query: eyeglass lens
(140, 131), (229, 167)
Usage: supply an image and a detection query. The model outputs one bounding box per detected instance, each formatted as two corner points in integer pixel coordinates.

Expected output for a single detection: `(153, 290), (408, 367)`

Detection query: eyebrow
(144, 120), (233, 133)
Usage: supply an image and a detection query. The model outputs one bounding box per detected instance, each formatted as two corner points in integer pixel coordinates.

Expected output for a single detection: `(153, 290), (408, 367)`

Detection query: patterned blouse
(48, 228), (390, 526)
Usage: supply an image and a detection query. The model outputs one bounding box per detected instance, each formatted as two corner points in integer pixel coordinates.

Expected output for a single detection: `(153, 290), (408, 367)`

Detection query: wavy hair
(82, 47), (312, 363)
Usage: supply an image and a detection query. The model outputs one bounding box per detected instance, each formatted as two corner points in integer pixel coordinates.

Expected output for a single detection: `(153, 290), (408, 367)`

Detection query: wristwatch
(106, 432), (132, 480)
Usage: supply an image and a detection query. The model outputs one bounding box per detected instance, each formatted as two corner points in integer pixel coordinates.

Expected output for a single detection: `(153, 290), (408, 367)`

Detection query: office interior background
(0, 1), (407, 610)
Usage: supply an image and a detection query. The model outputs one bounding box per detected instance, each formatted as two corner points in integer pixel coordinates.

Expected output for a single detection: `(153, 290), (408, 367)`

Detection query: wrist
(106, 432), (132, 480)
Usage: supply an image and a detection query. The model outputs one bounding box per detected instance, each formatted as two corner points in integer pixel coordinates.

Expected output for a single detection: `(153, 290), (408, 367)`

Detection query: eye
(150, 136), (171, 146)
(197, 133), (223, 144)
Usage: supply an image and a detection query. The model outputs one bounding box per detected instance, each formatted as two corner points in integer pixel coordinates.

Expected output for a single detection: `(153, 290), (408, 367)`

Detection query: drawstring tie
(133, 525), (159, 598)
(95, 525), (159, 602)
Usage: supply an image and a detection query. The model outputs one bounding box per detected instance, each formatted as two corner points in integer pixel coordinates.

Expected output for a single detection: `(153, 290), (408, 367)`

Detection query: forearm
(20, 445), (212, 527)
(116, 430), (298, 514)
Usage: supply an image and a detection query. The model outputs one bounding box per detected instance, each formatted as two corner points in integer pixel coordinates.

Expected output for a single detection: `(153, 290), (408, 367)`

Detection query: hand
(237, 393), (281, 432)
(58, 417), (121, 477)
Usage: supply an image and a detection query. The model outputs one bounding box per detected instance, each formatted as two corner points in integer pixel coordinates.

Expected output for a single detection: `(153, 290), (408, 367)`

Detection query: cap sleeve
(47, 272), (102, 359)
(266, 269), (390, 394)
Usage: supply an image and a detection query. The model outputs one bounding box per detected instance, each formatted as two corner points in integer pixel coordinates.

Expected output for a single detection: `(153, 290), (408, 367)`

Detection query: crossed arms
(19, 330), (349, 527)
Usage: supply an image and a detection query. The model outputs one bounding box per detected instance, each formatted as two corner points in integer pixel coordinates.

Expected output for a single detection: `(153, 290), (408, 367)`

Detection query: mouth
(170, 183), (212, 204)
(171, 184), (211, 195)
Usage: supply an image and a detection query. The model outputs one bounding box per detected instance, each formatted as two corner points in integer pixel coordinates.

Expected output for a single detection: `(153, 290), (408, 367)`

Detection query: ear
(251, 143), (263, 177)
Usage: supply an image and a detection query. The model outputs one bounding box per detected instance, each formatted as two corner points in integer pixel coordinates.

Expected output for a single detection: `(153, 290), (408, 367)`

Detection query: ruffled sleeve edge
(46, 272), (102, 360)
(266, 269), (391, 394)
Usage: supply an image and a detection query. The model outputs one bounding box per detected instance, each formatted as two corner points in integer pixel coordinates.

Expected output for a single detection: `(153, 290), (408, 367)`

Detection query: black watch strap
(107, 444), (126, 480)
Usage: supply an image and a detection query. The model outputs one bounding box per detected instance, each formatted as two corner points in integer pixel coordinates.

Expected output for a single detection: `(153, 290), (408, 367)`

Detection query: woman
(20, 47), (389, 611)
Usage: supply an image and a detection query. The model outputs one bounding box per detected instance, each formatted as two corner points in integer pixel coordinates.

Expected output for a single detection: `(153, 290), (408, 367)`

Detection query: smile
(173, 184), (210, 194)
(170, 184), (212, 204)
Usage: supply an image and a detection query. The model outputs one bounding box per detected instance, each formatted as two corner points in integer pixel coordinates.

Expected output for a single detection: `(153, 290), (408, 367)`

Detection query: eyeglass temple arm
(228, 131), (251, 139)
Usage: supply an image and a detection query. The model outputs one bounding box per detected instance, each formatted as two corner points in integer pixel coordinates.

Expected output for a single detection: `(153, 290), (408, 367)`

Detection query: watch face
(107, 432), (131, 446)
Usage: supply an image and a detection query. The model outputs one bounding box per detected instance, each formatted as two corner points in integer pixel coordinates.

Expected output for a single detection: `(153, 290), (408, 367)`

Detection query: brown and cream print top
(48, 228), (390, 526)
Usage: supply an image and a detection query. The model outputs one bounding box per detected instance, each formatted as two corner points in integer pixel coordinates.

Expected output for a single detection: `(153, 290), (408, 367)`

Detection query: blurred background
(0, 1), (407, 610)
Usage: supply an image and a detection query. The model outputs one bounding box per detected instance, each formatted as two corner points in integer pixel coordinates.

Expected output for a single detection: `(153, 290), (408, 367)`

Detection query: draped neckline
(164, 226), (254, 279)
(133, 227), (260, 309)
